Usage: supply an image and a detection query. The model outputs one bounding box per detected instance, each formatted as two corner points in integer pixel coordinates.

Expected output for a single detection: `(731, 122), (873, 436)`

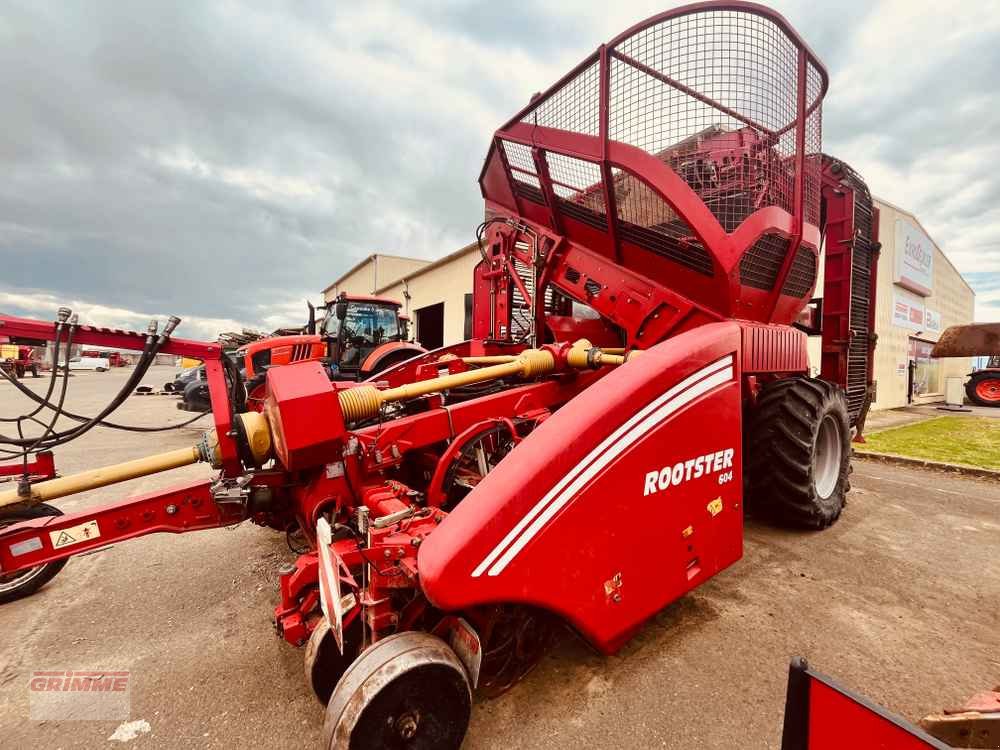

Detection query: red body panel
(265, 362), (345, 471)
(419, 322), (743, 652)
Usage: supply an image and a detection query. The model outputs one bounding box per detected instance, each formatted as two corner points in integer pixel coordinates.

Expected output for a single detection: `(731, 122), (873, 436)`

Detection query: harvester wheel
(966, 372), (1000, 407)
(304, 617), (362, 705)
(0, 503), (68, 604)
(745, 377), (850, 529)
(30, 365), (39, 377)
(323, 631), (471, 750)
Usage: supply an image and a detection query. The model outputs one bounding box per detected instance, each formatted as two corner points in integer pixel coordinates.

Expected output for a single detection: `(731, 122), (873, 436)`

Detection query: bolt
(396, 711), (420, 740)
(411, 537), (421, 547)
(612, 593), (622, 603)
(383, 549), (391, 559)
(165, 504), (178, 515)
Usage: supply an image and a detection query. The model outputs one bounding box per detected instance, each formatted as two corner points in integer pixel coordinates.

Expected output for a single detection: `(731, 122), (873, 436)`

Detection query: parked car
(165, 365), (204, 393)
(68, 356), (110, 372)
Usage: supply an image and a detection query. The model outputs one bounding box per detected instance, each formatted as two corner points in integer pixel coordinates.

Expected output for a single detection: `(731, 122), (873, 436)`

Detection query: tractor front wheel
(966, 372), (1000, 407)
(745, 377), (851, 529)
(323, 631), (471, 750)
(0, 503), (68, 604)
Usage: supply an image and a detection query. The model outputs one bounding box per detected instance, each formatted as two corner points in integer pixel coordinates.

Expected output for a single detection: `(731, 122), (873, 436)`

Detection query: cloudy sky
(2, 0), (998, 339)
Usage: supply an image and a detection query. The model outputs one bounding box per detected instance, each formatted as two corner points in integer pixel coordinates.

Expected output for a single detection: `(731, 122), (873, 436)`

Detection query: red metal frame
(0, 451), (55, 482)
(0, 480), (243, 572)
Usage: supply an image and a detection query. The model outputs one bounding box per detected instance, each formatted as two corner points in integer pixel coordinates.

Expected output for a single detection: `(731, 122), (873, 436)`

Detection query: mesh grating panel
(545, 153), (608, 230)
(612, 166), (714, 275)
(501, 140), (546, 205)
(606, 9), (812, 233)
(780, 244), (817, 298)
(803, 64), (824, 227)
(739, 234), (790, 290)
(502, 141), (537, 180)
(521, 62), (601, 136)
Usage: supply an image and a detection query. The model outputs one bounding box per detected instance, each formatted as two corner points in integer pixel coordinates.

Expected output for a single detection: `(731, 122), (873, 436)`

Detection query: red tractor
(968, 356), (1000, 407)
(0, 343), (41, 378)
(932, 322), (1000, 407)
(0, 4), (884, 748)
(241, 293), (425, 408)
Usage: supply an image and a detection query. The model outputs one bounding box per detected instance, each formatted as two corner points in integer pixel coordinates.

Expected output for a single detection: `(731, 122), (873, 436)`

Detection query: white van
(68, 356), (111, 372)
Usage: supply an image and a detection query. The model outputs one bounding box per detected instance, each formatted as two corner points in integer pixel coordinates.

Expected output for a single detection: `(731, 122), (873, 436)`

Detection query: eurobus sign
(894, 218), (934, 296)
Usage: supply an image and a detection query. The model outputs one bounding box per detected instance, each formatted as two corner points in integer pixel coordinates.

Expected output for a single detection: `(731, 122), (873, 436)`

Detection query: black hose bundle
(0, 315), (208, 464)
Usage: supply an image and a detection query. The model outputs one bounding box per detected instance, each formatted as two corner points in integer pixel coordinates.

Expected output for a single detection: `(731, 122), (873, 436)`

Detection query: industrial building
(324, 198), (974, 410)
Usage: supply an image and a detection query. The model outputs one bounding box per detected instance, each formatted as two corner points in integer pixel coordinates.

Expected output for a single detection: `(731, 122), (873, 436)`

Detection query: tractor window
(337, 304), (401, 368)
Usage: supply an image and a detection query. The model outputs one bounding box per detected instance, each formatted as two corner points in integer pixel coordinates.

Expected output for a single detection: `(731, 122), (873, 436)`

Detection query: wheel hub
(814, 414), (843, 500)
(975, 378), (1000, 403)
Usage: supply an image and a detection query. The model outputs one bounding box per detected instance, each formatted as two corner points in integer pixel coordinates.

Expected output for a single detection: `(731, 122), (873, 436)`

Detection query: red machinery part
(0, 480), (241, 572)
(781, 658), (950, 750)
(419, 322), (743, 652)
(0, 451), (55, 482)
(264, 361), (346, 471)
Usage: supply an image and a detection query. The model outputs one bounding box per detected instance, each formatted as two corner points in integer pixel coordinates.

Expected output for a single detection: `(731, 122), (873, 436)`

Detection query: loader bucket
(480, 3), (828, 326)
(931, 322), (1000, 358)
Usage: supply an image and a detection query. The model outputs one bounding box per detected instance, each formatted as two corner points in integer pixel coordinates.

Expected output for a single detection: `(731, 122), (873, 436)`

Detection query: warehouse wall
(807, 199), (975, 409)
(323, 254), (430, 302)
(376, 244), (480, 348)
(869, 200), (975, 409)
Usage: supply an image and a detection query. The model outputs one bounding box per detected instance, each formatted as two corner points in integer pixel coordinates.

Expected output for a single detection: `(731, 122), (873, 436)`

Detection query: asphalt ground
(0, 366), (997, 748)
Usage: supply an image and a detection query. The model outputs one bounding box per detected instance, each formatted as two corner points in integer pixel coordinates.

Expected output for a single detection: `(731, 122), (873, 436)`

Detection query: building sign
(924, 307), (941, 333)
(894, 218), (934, 296)
(892, 290), (926, 331)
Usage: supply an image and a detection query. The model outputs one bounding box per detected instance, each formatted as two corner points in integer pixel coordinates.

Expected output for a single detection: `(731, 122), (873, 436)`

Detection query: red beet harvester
(0, 3), (884, 747)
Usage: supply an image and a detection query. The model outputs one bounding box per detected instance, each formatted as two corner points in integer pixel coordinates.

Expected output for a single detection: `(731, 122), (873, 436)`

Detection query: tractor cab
(320, 294), (410, 374)
(242, 293), (425, 409)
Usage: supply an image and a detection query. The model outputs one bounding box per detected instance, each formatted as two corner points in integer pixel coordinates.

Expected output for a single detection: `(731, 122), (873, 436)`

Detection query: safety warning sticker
(50, 520), (100, 549)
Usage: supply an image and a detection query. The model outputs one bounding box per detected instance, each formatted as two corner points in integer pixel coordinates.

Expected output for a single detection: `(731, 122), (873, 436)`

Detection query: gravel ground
(0, 366), (997, 749)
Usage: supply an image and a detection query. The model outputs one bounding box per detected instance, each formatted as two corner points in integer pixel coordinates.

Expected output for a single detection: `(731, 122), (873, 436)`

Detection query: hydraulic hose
(0, 318), (174, 450)
(0, 330), (154, 449)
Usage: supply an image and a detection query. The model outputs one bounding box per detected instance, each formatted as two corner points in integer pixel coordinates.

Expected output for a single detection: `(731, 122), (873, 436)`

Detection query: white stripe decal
(470, 354), (734, 578)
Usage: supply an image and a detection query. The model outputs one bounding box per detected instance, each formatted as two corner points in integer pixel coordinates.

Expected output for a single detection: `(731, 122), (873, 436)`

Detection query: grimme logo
(643, 448), (734, 496)
(29, 670), (131, 721)
(30, 671), (129, 693)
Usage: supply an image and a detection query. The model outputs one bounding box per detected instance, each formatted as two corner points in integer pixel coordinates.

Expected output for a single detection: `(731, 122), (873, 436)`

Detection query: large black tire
(745, 377), (851, 529)
(966, 372), (1000, 407)
(0, 503), (68, 603)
